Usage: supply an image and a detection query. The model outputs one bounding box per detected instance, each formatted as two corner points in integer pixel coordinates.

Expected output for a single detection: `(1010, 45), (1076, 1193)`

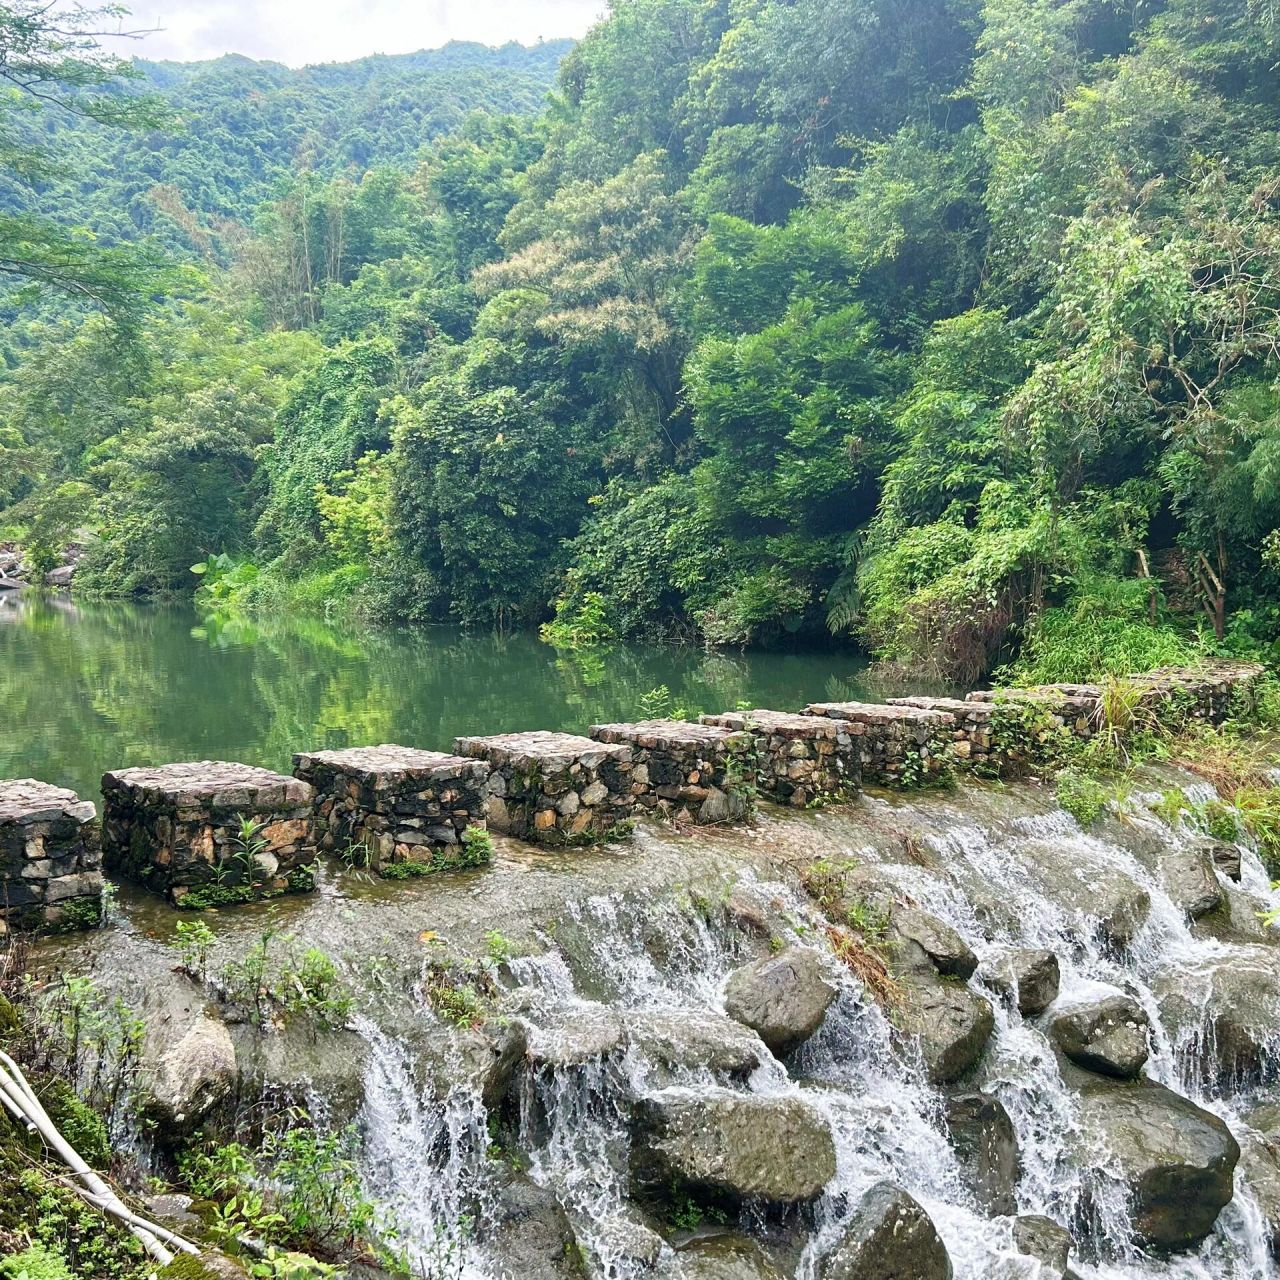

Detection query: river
(0, 592), (876, 800)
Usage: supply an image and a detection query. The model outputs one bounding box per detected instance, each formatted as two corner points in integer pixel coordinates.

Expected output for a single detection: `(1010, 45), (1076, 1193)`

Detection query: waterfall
(351, 784), (1280, 1280)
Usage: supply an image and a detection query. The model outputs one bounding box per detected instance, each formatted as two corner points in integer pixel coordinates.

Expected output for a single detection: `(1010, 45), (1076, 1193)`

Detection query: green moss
(157, 1255), (225, 1280)
(39, 1079), (111, 1168)
(0, 1244), (75, 1280)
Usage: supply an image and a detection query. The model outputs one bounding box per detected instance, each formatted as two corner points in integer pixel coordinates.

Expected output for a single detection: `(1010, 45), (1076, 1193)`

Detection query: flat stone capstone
(700, 710), (859, 807)
(588, 719), (755, 824)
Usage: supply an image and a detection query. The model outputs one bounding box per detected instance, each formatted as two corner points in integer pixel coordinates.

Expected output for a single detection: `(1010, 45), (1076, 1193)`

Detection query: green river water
(0, 593), (877, 802)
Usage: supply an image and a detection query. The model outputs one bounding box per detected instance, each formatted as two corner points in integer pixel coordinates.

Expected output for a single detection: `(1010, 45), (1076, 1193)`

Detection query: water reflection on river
(0, 593), (877, 800)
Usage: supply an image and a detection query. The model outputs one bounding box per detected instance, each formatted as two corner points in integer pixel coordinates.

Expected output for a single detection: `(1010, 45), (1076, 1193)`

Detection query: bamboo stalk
(0, 1048), (201, 1264)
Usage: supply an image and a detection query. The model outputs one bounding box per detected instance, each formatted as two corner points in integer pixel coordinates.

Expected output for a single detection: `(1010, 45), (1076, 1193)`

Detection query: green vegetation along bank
(3, 0), (1280, 685)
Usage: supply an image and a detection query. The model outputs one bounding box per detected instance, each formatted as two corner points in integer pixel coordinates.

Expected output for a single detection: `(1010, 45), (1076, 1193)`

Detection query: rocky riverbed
(25, 764), (1280, 1280)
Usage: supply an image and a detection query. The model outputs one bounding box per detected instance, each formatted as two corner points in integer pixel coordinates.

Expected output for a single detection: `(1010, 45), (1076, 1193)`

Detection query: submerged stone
(1011, 1216), (1072, 1276)
(945, 1092), (1020, 1216)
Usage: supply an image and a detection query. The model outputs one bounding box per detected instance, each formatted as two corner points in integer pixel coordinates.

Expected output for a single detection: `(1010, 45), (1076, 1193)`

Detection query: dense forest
(3, 0), (1280, 685)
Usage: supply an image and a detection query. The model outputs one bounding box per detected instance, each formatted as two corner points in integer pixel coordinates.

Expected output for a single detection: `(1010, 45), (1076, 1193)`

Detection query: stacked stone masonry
(699, 710), (860, 807)
(294, 745), (490, 874)
(454, 731), (636, 845)
(102, 761), (317, 905)
(801, 701), (955, 785)
(588, 719), (756, 824)
(0, 780), (102, 934)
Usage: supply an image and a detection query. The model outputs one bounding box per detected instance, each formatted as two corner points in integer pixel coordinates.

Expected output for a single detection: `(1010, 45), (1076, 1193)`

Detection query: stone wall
(589, 719), (756, 824)
(800, 701), (955, 786)
(0, 780), (103, 934)
(294, 745), (490, 874)
(699, 711), (860, 807)
(102, 761), (317, 906)
(454, 732), (636, 845)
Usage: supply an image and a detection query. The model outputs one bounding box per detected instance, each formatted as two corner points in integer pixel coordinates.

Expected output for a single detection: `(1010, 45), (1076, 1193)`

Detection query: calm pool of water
(0, 593), (880, 801)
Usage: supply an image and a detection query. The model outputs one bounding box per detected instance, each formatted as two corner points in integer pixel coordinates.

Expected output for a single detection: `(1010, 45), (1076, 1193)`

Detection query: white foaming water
(355, 1014), (494, 1279)
(352, 795), (1279, 1280)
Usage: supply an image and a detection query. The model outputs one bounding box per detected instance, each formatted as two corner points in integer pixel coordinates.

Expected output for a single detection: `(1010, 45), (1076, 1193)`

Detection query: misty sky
(101, 1), (605, 66)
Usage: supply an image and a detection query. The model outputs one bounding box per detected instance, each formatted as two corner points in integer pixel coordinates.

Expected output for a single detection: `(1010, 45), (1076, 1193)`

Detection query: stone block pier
(294, 745), (490, 873)
(0, 780), (103, 934)
(0, 659), (1266, 929)
(101, 761), (316, 906)
(454, 731), (636, 845)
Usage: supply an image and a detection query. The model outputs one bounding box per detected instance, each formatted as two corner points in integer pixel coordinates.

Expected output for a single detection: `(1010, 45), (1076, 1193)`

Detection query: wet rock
(631, 1087), (836, 1207)
(45, 564), (74, 587)
(672, 1236), (782, 1280)
(944, 1092), (1020, 1216)
(1051, 994), (1150, 1079)
(820, 1182), (953, 1280)
(892, 908), (977, 980)
(901, 970), (994, 1084)
(722, 945), (836, 1056)
(230, 1022), (370, 1128)
(986, 948), (1060, 1015)
(594, 1217), (666, 1272)
(486, 1170), (584, 1280)
(1196, 881), (1272, 943)
(1198, 836), (1241, 882)
(1157, 840), (1224, 918)
(524, 1007), (625, 1068)
(450, 1020), (528, 1109)
(628, 1010), (765, 1084)
(1021, 850), (1150, 951)
(1237, 1127), (1280, 1259)
(1074, 1074), (1239, 1251)
(141, 1192), (203, 1234)
(1011, 1216), (1072, 1276)
(142, 1012), (236, 1130)
(1154, 950), (1280, 1084)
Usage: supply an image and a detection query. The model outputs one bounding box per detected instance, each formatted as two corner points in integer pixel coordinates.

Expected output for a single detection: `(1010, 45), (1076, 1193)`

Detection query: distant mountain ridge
(0, 38), (574, 249)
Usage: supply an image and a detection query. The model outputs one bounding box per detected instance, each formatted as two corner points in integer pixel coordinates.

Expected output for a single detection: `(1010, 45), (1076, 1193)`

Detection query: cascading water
(351, 783), (1280, 1280)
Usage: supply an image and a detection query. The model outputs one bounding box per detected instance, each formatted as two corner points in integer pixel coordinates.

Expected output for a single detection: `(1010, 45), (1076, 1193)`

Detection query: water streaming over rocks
(36, 770), (1275, 1280)
(334, 774), (1280, 1280)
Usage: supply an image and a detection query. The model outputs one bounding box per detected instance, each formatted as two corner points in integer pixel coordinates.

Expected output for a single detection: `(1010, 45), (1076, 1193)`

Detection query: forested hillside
(3, 0), (1280, 684)
(0, 39), (571, 258)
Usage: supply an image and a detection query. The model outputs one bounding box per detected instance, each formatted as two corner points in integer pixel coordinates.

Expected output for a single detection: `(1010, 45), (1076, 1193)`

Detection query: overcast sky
(101, 1), (605, 66)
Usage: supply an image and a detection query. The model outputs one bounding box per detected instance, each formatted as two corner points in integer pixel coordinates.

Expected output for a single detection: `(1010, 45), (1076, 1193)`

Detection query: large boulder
(142, 1012), (236, 1131)
(631, 1088), (836, 1207)
(1011, 1216), (1072, 1277)
(1154, 949), (1280, 1084)
(901, 971), (994, 1084)
(1051, 994), (1150, 1079)
(985, 949), (1060, 1016)
(944, 1093), (1020, 1216)
(892, 908), (977, 980)
(819, 1182), (953, 1280)
(722, 945), (836, 1056)
(1018, 846), (1150, 952)
(485, 1171), (584, 1280)
(1074, 1074), (1239, 1251)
